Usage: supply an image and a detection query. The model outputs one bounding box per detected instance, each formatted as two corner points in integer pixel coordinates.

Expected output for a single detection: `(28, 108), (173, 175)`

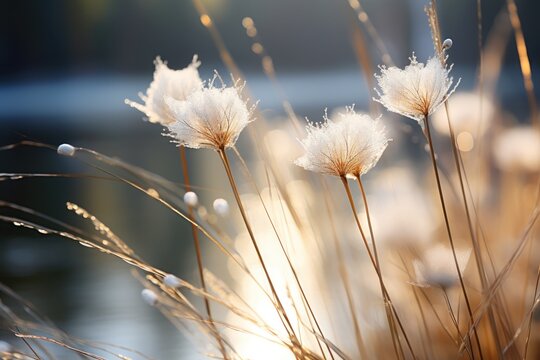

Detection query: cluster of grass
(1, 0), (539, 359)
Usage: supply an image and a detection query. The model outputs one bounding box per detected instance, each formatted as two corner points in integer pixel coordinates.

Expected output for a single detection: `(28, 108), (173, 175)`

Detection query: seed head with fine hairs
(165, 78), (254, 150)
(125, 56), (202, 125)
(295, 108), (389, 178)
(374, 54), (459, 122)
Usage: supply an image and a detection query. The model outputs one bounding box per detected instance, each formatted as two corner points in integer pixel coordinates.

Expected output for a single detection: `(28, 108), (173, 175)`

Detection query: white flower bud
(164, 274), (182, 288)
(141, 289), (158, 306)
(442, 38), (453, 50)
(57, 143), (76, 157)
(183, 191), (198, 207)
(213, 198), (229, 216)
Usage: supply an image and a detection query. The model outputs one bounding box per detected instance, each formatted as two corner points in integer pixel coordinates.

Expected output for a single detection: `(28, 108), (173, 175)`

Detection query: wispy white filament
(126, 56), (202, 125)
(375, 54), (458, 122)
(295, 109), (389, 177)
(166, 82), (253, 149)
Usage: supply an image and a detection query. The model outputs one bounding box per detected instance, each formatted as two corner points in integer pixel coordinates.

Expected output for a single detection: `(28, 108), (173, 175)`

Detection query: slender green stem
(423, 115), (483, 360)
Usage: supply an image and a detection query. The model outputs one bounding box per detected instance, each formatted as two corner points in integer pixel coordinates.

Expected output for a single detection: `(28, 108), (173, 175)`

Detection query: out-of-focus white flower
(493, 126), (540, 173)
(141, 289), (158, 306)
(0, 341), (12, 354)
(164, 274), (182, 288)
(126, 56), (202, 125)
(183, 191), (199, 207)
(413, 244), (471, 289)
(432, 91), (495, 137)
(442, 38), (453, 50)
(375, 54), (458, 122)
(369, 167), (438, 248)
(213, 198), (230, 216)
(57, 143), (76, 157)
(166, 82), (253, 149)
(295, 109), (389, 177)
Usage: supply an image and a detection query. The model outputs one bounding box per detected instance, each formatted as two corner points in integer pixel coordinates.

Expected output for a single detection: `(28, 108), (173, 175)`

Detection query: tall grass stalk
(423, 115), (484, 360)
(217, 147), (300, 348)
(179, 146), (228, 359)
(340, 176), (414, 359)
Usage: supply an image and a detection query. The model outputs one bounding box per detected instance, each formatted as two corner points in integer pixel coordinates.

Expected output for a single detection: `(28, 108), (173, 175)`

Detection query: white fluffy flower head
(413, 244), (471, 289)
(126, 56), (202, 125)
(493, 126), (540, 173)
(165, 79), (254, 149)
(375, 54), (459, 122)
(295, 108), (389, 177)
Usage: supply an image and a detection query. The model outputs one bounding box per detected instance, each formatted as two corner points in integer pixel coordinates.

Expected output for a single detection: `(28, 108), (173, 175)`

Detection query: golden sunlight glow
(200, 14), (212, 27)
(246, 27), (257, 37)
(358, 12), (368, 23)
(242, 17), (254, 29)
(348, 0), (360, 10)
(457, 131), (474, 152)
(251, 42), (263, 55)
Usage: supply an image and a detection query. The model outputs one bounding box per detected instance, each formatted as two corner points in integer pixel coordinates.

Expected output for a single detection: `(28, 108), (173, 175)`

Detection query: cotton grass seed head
(126, 56), (202, 125)
(493, 126), (540, 173)
(375, 54), (459, 122)
(295, 108), (389, 178)
(165, 79), (253, 150)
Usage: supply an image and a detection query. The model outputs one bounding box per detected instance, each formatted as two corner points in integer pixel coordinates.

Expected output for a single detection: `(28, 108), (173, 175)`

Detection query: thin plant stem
(423, 115), (484, 360)
(523, 265), (540, 360)
(443, 101), (503, 357)
(355, 177), (403, 359)
(397, 253), (435, 359)
(340, 176), (416, 360)
(321, 180), (368, 360)
(179, 146), (228, 359)
(412, 286), (435, 359)
(442, 289), (474, 360)
(217, 148), (299, 345)
(232, 147), (334, 359)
